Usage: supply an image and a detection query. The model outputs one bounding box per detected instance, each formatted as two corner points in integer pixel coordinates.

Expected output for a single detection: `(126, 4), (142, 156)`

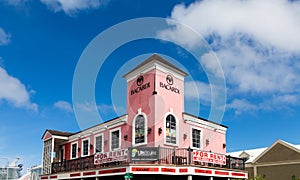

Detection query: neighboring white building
(228, 139), (300, 180)
(0, 158), (22, 180)
(18, 165), (42, 180)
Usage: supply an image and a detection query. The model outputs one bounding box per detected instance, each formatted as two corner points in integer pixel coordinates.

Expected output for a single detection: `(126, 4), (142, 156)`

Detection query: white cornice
(183, 114), (227, 133)
(51, 135), (69, 140)
(124, 55), (188, 82)
(68, 115), (128, 141)
(125, 62), (186, 83)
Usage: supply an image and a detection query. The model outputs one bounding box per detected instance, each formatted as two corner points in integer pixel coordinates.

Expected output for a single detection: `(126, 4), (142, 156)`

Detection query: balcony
(51, 147), (245, 174)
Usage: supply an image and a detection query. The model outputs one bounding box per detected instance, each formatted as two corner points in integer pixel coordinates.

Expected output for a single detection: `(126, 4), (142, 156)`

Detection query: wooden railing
(51, 147), (245, 174)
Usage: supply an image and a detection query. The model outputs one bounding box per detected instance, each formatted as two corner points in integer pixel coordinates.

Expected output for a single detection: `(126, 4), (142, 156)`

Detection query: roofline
(182, 112), (228, 128)
(252, 139), (300, 163)
(41, 114), (128, 140)
(41, 129), (73, 140)
(123, 54), (188, 79)
(71, 114), (128, 136)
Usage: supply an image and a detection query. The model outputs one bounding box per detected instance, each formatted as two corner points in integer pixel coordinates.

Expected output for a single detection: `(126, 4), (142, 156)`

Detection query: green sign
(124, 173), (134, 179)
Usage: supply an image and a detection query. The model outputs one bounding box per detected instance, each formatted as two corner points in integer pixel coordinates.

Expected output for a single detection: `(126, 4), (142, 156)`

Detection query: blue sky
(1, 0), (300, 172)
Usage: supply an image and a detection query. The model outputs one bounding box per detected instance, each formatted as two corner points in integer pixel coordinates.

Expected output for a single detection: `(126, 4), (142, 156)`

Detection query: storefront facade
(41, 54), (247, 180)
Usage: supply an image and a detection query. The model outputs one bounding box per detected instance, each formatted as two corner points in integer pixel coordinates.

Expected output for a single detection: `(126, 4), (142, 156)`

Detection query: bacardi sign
(159, 74), (180, 94)
(130, 75), (151, 95)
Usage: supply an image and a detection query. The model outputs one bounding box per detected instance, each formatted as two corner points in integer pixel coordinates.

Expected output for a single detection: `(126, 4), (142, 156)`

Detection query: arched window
(166, 114), (176, 144)
(134, 115), (145, 144)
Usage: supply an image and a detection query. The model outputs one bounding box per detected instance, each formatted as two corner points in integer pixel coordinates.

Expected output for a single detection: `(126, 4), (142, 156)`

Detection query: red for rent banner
(193, 150), (226, 165)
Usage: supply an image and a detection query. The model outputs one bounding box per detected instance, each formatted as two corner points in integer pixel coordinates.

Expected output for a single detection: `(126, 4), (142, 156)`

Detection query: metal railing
(51, 146), (245, 174)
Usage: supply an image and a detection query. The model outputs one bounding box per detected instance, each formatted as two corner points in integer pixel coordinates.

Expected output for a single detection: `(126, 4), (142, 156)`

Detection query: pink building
(41, 54), (247, 180)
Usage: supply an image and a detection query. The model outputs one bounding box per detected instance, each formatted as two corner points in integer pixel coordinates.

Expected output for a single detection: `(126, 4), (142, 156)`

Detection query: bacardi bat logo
(136, 76), (144, 86)
(166, 75), (173, 85)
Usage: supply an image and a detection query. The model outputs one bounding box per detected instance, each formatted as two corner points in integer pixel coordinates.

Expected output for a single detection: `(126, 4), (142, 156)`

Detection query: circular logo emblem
(131, 148), (138, 157)
(166, 75), (173, 85)
(136, 76), (144, 86)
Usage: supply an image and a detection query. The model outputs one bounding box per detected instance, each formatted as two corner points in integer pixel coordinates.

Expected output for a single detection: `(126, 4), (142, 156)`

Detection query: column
(209, 177), (213, 180)
(187, 175), (192, 180)
(254, 165), (257, 177)
(51, 137), (55, 163)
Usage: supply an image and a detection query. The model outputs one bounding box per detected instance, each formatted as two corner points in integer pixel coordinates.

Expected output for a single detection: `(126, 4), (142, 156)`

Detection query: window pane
(83, 140), (89, 156)
(71, 144), (77, 158)
(192, 129), (201, 149)
(111, 130), (119, 150)
(135, 115), (145, 144)
(166, 114), (176, 144)
(95, 135), (102, 153)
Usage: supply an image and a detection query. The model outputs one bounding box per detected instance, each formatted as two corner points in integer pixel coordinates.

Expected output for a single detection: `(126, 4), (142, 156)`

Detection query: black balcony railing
(51, 147), (245, 174)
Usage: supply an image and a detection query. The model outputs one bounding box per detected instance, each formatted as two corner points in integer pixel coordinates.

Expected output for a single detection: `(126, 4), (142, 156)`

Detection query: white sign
(94, 149), (128, 165)
(193, 150), (226, 165)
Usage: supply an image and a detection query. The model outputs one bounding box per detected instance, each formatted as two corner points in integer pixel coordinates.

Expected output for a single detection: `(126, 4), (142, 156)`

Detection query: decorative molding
(183, 114), (227, 133)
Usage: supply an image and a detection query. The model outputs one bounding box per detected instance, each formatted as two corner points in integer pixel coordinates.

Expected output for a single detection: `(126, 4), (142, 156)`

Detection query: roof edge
(123, 54), (188, 79)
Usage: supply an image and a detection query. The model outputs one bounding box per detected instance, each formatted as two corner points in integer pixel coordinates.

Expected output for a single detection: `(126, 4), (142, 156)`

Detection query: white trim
(190, 126), (203, 150)
(94, 133), (104, 154)
(252, 139), (300, 163)
(183, 114), (227, 133)
(70, 142), (78, 159)
(164, 111), (179, 147)
(110, 127), (121, 151)
(81, 137), (90, 157)
(51, 135), (69, 140)
(132, 111), (148, 147)
(51, 137), (55, 163)
(125, 60), (186, 82)
(68, 115), (127, 141)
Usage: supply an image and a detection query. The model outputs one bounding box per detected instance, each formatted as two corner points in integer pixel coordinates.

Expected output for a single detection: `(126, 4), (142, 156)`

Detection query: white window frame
(81, 138), (90, 157)
(70, 142), (78, 159)
(190, 126), (203, 150)
(164, 112), (179, 146)
(110, 127), (121, 151)
(132, 112), (147, 147)
(94, 133), (104, 154)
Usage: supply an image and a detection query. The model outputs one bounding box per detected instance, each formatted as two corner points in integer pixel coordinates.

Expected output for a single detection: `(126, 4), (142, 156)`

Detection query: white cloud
(216, 42), (300, 94)
(170, 0), (300, 52)
(54, 100), (73, 112)
(0, 67), (37, 111)
(165, 0), (300, 114)
(227, 99), (257, 115)
(199, 51), (224, 78)
(185, 81), (211, 103)
(0, 28), (11, 46)
(40, 0), (103, 16)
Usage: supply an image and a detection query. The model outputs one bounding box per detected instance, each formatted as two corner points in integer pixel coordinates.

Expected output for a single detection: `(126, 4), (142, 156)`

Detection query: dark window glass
(95, 135), (103, 153)
(71, 143), (77, 158)
(135, 115), (145, 144)
(83, 140), (89, 156)
(111, 130), (120, 150)
(166, 114), (176, 144)
(192, 129), (201, 149)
